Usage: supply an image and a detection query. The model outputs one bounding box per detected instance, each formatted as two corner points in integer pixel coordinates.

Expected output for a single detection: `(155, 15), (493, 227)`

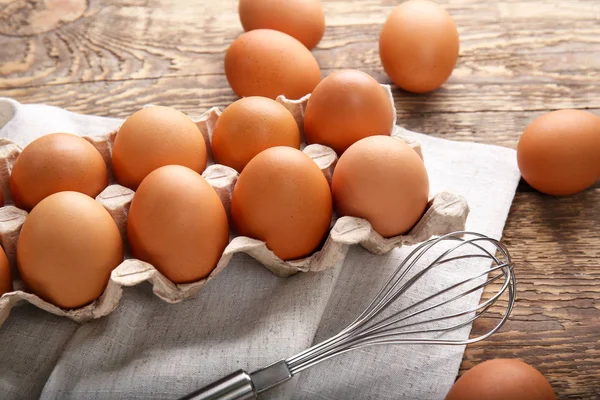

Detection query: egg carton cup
(228, 192), (468, 278)
(0, 84), (468, 324)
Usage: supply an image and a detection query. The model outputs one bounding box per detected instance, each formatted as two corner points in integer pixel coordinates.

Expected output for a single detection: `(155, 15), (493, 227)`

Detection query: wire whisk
(180, 231), (516, 400)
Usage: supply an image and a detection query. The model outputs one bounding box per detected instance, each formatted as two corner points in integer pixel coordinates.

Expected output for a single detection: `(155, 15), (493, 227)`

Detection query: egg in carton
(0, 84), (468, 325)
(226, 85), (468, 275)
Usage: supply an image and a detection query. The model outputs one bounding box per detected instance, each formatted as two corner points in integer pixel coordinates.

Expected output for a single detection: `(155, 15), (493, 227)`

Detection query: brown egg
(0, 246), (11, 296)
(10, 133), (108, 211)
(231, 147), (332, 260)
(225, 29), (322, 100)
(238, 0), (325, 50)
(379, 0), (460, 93)
(445, 359), (556, 400)
(304, 70), (394, 155)
(112, 106), (207, 190)
(212, 97), (301, 172)
(332, 136), (429, 237)
(17, 191), (123, 309)
(517, 109), (600, 196)
(127, 165), (229, 283)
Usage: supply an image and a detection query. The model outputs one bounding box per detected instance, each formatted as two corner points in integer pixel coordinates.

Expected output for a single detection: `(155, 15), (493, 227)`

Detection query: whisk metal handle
(178, 360), (292, 400)
(177, 370), (256, 400)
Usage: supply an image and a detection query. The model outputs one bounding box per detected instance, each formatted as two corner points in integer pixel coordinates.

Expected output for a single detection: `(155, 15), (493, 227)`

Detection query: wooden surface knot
(0, 0), (88, 36)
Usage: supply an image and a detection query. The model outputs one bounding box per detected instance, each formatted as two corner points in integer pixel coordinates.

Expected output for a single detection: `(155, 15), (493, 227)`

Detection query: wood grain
(2, 0), (600, 398)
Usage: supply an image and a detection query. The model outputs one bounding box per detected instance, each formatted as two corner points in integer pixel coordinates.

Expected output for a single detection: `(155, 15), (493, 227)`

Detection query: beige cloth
(0, 97), (521, 400)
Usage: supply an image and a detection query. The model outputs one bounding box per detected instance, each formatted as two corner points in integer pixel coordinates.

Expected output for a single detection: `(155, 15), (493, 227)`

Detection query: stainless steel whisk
(179, 231), (516, 400)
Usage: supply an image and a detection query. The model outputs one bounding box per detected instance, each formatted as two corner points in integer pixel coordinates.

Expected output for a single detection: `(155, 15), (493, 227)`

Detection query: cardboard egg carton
(0, 85), (469, 325)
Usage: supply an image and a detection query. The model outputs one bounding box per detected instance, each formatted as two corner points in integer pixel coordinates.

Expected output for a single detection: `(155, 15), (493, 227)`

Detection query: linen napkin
(0, 98), (521, 400)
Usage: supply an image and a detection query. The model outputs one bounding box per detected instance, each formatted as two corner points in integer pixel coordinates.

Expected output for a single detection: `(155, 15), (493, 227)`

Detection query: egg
(231, 147), (332, 260)
(211, 97), (301, 172)
(127, 165), (229, 283)
(517, 109), (600, 196)
(0, 246), (11, 296)
(225, 29), (322, 100)
(112, 106), (207, 190)
(332, 136), (429, 237)
(445, 359), (556, 400)
(379, 0), (460, 93)
(17, 191), (123, 309)
(238, 0), (325, 50)
(10, 133), (108, 211)
(304, 70), (394, 155)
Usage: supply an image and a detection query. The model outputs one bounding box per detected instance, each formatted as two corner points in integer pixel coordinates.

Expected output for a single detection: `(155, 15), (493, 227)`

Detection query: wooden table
(1, 0), (599, 398)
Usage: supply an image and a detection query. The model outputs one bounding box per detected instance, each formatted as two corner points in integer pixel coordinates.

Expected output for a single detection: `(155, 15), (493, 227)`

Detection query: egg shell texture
(379, 0), (460, 93)
(0, 245), (10, 295)
(112, 106), (208, 190)
(238, 0), (325, 50)
(127, 165), (230, 284)
(517, 109), (600, 196)
(445, 359), (557, 400)
(211, 96), (301, 172)
(332, 135), (430, 237)
(10, 133), (108, 211)
(231, 146), (333, 261)
(225, 29), (322, 99)
(304, 69), (395, 155)
(16, 191), (123, 309)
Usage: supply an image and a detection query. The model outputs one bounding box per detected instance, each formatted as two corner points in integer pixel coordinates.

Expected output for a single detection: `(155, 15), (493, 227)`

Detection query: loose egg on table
(379, 0), (460, 93)
(238, 0), (325, 50)
(332, 136), (429, 237)
(517, 109), (600, 196)
(127, 165), (229, 283)
(445, 359), (556, 400)
(304, 69), (394, 155)
(0, 246), (11, 296)
(211, 96), (301, 172)
(17, 191), (123, 309)
(10, 133), (108, 211)
(225, 29), (322, 99)
(112, 106), (207, 190)
(231, 146), (332, 260)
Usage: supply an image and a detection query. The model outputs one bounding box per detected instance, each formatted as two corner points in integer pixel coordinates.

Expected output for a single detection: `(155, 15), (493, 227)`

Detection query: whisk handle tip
(177, 370), (256, 400)
(176, 360), (292, 400)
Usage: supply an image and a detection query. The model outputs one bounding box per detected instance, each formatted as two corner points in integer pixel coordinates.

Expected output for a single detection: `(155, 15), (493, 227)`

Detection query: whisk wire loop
(286, 231), (516, 375)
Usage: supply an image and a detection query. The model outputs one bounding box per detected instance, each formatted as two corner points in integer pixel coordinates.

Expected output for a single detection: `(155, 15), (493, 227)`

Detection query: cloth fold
(0, 98), (521, 400)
